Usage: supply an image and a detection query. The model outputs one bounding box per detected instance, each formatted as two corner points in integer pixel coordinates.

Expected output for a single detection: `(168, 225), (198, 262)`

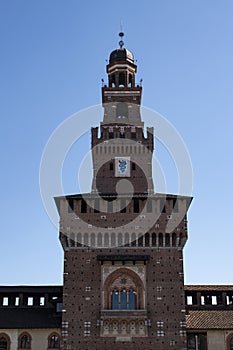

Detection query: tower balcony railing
(98, 309), (150, 338)
(102, 83), (143, 88)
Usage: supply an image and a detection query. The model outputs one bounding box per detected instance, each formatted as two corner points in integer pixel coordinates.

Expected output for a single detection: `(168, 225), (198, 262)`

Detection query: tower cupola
(106, 32), (137, 88)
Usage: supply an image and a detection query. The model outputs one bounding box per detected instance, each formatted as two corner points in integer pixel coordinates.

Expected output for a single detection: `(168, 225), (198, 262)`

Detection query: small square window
(157, 330), (165, 336)
(62, 321), (69, 328)
(180, 321), (186, 328)
(179, 330), (186, 336)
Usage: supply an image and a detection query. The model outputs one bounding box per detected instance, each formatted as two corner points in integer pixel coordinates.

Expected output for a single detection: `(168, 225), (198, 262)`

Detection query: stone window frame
(0, 333), (11, 350)
(47, 332), (61, 349)
(18, 332), (31, 350)
(103, 267), (145, 310)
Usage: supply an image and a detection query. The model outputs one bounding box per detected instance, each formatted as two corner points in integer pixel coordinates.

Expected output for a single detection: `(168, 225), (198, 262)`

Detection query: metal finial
(119, 31), (124, 48)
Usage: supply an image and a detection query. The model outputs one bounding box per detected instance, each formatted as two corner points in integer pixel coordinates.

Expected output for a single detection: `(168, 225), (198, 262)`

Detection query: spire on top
(119, 32), (124, 48)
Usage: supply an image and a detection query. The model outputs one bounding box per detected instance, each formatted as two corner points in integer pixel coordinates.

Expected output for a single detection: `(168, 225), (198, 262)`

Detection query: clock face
(115, 157), (130, 177)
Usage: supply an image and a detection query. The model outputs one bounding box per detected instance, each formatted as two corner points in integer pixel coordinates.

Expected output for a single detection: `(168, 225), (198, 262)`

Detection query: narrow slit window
(40, 297), (45, 306)
(28, 297), (33, 306)
(3, 297), (8, 306)
(120, 199), (126, 213)
(81, 199), (87, 213)
(68, 199), (74, 213)
(134, 198), (139, 213)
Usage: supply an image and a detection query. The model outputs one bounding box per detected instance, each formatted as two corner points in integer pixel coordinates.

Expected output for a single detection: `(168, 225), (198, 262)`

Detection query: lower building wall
(0, 328), (61, 350)
(207, 330), (226, 350)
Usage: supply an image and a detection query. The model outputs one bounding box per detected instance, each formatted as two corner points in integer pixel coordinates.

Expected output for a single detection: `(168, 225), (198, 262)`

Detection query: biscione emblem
(115, 157), (130, 177)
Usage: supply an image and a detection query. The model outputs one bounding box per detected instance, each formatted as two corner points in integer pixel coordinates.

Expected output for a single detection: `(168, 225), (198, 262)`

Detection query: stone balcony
(99, 309), (150, 339)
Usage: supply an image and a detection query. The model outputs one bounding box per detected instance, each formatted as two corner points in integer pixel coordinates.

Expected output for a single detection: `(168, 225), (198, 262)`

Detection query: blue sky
(1, 0), (233, 285)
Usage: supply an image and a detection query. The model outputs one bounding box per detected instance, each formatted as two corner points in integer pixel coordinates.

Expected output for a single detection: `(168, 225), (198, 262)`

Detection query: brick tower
(55, 33), (192, 350)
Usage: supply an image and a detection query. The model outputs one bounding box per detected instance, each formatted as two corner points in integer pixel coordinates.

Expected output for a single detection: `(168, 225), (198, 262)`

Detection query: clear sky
(1, 0), (233, 286)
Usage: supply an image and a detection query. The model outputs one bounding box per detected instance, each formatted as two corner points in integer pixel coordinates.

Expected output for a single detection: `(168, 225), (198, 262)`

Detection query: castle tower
(92, 32), (153, 195)
(55, 33), (192, 350)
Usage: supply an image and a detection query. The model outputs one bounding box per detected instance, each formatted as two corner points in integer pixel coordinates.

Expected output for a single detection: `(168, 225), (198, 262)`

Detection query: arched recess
(0, 333), (10, 350)
(152, 233), (156, 246)
(18, 332), (31, 349)
(47, 332), (61, 349)
(145, 233), (150, 246)
(226, 333), (233, 350)
(172, 232), (177, 247)
(103, 268), (145, 310)
(165, 233), (170, 247)
(158, 232), (163, 246)
(179, 232), (187, 247)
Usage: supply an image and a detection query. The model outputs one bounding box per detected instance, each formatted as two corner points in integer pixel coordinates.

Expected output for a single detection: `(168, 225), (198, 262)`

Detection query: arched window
(152, 233), (156, 246)
(83, 233), (89, 246)
(112, 289), (119, 309)
(120, 289), (127, 309)
(159, 233), (163, 246)
(109, 74), (115, 87)
(118, 233), (123, 246)
(18, 333), (31, 349)
(119, 73), (126, 87)
(145, 233), (150, 246)
(0, 334), (10, 350)
(230, 337), (233, 350)
(0, 338), (7, 350)
(105, 268), (144, 310)
(138, 236), (143, 247)
(48, 333), (60, 349)
(128, 74), (133, 87)
(128, 288), (137, 309)
(124, 232), (129, 246)
(165, 233), (170, 247)
(172, 232), (177, 247)
(97, 232), (102, 247)
(90, 233), (95, 248)
(104, 233), (109, 247)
